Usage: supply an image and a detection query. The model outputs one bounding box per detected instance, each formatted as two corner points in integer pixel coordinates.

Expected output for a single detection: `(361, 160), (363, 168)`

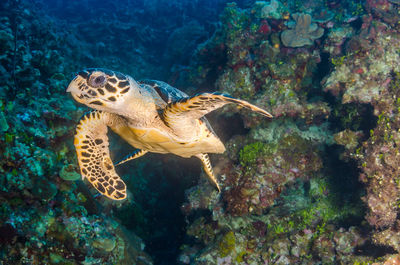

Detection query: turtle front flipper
(195, 153), (221, 192)
(74, 111), (127, 200)
(162, 92), (272, 134)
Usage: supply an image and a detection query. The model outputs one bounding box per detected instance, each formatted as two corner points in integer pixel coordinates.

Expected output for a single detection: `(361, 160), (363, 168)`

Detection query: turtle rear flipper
(74, 111), (127, 200)
(196, 153), (220, 192)
(162, 92), (272, 135)
(115, 149), (148, 166)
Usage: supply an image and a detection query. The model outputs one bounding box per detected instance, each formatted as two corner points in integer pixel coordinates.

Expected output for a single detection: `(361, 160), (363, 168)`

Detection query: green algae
(239, 141), (273, 168)
(218, 231), (236, 257)
(235, 250), (247, 263)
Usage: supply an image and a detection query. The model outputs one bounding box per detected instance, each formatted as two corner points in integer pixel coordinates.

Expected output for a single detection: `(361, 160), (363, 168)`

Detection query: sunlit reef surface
(2, 0), (400, 264)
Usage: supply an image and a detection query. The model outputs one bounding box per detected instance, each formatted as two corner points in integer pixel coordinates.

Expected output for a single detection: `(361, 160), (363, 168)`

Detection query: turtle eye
(89, 74), (106, 88)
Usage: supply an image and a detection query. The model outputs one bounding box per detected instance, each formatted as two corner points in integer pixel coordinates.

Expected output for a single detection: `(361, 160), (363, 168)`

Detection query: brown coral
(281, 13), (324, 47)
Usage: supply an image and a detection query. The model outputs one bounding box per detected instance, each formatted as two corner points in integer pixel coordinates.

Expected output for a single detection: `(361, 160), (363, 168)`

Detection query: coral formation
(256, 0), (288, 20)
(281, 13), (324, 48)
(222, 133), (322, 216)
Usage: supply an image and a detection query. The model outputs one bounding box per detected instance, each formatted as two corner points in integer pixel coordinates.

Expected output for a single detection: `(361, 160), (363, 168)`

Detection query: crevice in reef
(328, 101), (377, 137)
(355, 241), (397, 258)
(321, 144), (365, 228)
(307, 49), (368, 230)
(316, 52), (332, 84)
(349, 16), (363, 31)
(307, 51), (331, 102)
(113, 148), (200, 264)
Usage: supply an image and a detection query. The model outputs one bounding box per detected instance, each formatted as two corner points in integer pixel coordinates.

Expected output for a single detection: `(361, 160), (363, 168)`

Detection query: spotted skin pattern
(71, 68), (131, 109)
(74, 111), (127, 200)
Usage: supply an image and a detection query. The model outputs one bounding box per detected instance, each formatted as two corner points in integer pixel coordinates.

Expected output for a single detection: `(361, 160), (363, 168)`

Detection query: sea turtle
(67, 68), (272, 200)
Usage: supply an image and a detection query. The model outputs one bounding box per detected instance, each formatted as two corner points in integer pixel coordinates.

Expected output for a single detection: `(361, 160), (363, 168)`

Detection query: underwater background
(1, 0), (400, 264)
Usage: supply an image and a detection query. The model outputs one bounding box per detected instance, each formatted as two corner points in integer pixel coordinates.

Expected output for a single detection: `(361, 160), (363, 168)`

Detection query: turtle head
(67, 68), (136, 112)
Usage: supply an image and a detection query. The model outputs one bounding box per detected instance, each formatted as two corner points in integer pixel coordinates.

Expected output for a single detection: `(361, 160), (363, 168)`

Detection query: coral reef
(222, 133), (323, 216)
(180, 176), (367, 264)
(4, 0), (400, 264)
(322, 4), (400, 254)
(324, 20), (400, 104)
(179, 1), (400, 264)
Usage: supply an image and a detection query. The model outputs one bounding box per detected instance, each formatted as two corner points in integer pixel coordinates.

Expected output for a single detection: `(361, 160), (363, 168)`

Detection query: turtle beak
(66, 83), (73, 93)
(66, 81), (77, 95)
(66, 75), (78, 93)
(66, 78), (84, 104)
